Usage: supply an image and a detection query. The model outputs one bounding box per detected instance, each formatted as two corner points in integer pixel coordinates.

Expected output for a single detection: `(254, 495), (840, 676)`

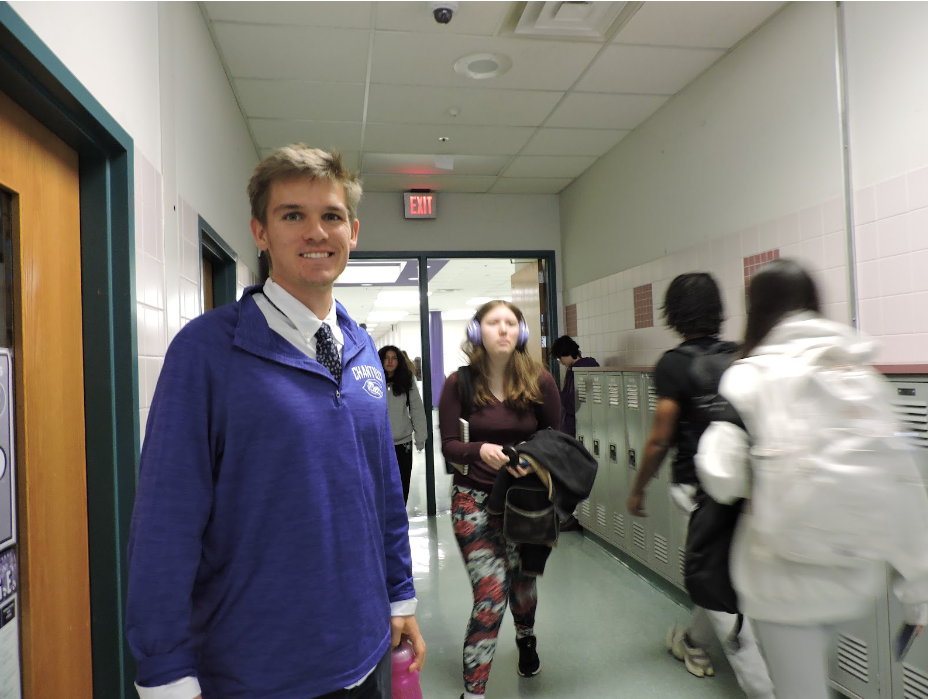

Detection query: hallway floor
(408, 513), (747, 698)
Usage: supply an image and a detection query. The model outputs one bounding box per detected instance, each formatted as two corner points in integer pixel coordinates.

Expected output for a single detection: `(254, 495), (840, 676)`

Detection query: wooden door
(511, 260), (544, 364)
(0, 89), (92, 697)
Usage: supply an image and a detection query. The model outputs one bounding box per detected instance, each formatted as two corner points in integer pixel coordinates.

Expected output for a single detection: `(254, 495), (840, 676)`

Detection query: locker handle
(578, 435), (584, 447)
(593, 439), (600, 456)
(628, 449), (637, 470)
(609, 444), (617, 463)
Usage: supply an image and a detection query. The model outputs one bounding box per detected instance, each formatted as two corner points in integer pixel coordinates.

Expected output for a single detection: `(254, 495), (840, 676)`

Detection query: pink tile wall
(563, 195), (851, 368)
(855, 165), (928, 363)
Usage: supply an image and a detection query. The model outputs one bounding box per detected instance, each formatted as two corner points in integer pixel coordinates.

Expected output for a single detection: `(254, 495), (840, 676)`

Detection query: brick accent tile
(633, 283), (654, 329)
(743, 248), (781, 292)
(565, 303), (578, 336)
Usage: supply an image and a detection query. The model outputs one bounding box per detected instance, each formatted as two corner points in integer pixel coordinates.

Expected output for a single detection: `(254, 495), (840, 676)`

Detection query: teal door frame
(199, 215), (238, 308)
(350, 250), (558, 516)
(1, 4), (139, 697)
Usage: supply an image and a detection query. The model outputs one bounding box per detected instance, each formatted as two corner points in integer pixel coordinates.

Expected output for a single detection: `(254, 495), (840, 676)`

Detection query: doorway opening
(341, 251), (557, 516)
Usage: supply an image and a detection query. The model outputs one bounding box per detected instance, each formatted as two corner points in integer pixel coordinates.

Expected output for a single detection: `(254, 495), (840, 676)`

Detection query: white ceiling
(201, 1), (783, 194)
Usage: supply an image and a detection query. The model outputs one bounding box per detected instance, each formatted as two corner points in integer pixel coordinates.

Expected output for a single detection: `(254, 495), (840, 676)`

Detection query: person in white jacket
(697, 258), (928, 699)
(379, 344), (428, 503)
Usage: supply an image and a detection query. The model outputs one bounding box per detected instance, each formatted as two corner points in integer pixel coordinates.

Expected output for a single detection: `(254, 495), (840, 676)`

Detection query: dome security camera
(429, 1), (458, 24)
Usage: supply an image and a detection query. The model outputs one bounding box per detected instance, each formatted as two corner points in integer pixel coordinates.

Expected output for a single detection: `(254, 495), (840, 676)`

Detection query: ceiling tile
(205, 2), (374, 28)
(577, 45), (725, 94)
(615, 2), (783, 49)
(250, 119), (364, 151)
(502, 155), (597, 179)
(374, 1), (509, 35)
(213, 23), (370, 80)
(370, 32), (601, 91)
(359, 174), (497, 193)
(362, 153), (511, 177)
(489, 178), (573, 194)
(522, 128), (629, 156)
(258, 148), (361, 172)
(366, 84), (563, 126)
(236, 80), (365, 120)
(364, 123), (535, 155)
(546, 93), (669, 129)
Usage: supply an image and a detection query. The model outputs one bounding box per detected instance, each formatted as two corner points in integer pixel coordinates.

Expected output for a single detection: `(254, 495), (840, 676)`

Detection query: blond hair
(247, 144), (362, 225)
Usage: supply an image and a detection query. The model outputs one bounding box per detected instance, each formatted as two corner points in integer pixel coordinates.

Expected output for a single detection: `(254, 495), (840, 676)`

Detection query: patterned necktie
(314, 323), (341, 385)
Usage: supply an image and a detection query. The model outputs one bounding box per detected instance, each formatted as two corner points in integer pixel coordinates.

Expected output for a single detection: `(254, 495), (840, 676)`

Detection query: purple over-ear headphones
(467, 314), (530, 350)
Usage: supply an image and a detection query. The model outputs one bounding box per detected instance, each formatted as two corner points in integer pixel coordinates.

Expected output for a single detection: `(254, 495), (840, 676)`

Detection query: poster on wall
(0, 548), (19, 698)
(0, 350), (14, 549)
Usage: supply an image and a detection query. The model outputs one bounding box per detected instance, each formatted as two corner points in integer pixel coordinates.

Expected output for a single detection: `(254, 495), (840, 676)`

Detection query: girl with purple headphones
(438, 300), (561, 699)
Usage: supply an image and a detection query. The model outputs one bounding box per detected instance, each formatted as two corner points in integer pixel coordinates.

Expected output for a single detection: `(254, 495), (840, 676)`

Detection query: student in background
(627, 273), (773, 699)
(439, 300), (560, 699)
(697, 259), (928, 699)
(551, 335), (599, 438)
(379, 345), (428, 503)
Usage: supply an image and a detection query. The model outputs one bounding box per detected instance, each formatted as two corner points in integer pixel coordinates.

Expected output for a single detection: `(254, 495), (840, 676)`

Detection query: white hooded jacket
(696, 312), (928, 626)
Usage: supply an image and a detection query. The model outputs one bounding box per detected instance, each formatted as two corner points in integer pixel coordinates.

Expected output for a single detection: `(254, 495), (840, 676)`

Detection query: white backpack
(746, 349), (922, 568)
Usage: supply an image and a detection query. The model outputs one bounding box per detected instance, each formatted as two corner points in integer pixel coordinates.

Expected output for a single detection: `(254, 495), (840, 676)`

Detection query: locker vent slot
(648, 385), (658, 412)
(678, 548), (686, 579)
(592, 382), (603, 404)
(614, 513), (625, 540)
(608, 383), (621, 406)
(632, 522), (646, 550)
(626, 384), (640, 410)
(577, 383), (587, 402)
(903, 662), (928, 699)
(835, 633), (869, 683)
(892, 399), (928, 449)
(596, 504), (607, 528)
(580, 500), (591, 519)
(653, 534), (669, 565)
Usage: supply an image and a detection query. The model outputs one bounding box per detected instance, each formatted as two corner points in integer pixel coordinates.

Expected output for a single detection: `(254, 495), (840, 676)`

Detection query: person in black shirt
(551, 335), (600, 438)
(626, 273), (773, 699)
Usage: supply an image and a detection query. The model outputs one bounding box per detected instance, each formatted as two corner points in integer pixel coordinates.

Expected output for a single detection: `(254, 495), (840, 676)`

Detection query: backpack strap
(457, 365), (474, 420)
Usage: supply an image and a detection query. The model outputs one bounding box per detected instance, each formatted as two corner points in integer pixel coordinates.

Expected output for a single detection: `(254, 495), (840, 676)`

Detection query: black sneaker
(517, 635), (541, 677)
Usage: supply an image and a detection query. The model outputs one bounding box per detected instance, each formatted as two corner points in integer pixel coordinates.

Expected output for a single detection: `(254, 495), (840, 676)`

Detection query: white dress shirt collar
(263, 277), (343, 347)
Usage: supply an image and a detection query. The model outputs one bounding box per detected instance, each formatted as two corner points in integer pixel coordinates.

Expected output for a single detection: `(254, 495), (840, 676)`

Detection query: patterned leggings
(451, 485), (537, 696)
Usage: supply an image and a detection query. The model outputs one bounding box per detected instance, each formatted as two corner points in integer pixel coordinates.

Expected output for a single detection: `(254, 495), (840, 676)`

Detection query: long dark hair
(663, 272), (724, 338)
(378, 345), (413, 396)
(463, 300), (544, 410)
(741, 258), (821, 356)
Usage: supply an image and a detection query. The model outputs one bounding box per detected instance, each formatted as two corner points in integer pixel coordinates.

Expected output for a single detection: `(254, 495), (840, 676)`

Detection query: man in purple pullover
(127, 145), (425, 699)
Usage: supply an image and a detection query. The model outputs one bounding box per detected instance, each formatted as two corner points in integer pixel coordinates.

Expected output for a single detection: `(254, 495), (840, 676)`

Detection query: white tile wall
(565, 196), (850, 368)
(856, 162), (928, 363)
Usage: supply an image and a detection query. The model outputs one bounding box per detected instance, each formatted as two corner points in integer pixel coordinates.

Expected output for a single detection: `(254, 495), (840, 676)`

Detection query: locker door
(588, 374), (610, 540)
(887, 378), (928, 699)
(623, 372), (648, 564)
(642, 373), (675, 582)
(574, 370), (595, 528)
(605, 372), (629, 552)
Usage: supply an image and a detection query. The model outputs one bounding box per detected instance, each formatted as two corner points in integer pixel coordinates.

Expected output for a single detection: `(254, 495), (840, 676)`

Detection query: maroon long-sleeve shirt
(438, 370), (561, 492)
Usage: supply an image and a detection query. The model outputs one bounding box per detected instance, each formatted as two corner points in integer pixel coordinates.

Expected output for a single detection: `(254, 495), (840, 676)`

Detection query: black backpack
(444, 366), (474, 475)
(674, 341), (745, 618)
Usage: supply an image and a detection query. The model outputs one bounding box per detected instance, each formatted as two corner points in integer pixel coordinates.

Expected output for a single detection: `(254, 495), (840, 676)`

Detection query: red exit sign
(404, 192), (437, 219)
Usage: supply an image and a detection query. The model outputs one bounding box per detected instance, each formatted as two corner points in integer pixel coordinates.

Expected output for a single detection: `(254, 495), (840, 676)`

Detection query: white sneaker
(667, 623), (715, 678)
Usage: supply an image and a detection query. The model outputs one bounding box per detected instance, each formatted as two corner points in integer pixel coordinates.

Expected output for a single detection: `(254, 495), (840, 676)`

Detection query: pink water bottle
(391, 638), (423, 699)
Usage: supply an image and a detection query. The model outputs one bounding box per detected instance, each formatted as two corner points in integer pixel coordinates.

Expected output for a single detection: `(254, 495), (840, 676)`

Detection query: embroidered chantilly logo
(352, 365), (385, 399)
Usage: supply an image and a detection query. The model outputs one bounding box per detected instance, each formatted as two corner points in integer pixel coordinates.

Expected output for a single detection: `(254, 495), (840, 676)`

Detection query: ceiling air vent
(514, 1), (628, 40)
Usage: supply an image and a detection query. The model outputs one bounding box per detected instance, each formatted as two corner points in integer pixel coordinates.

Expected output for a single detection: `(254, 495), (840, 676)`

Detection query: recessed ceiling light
(442, 308), (478, 321)
(438, 136), (450, 142)
(454, 53), (512, 80)
(368, 310), (409, 323)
